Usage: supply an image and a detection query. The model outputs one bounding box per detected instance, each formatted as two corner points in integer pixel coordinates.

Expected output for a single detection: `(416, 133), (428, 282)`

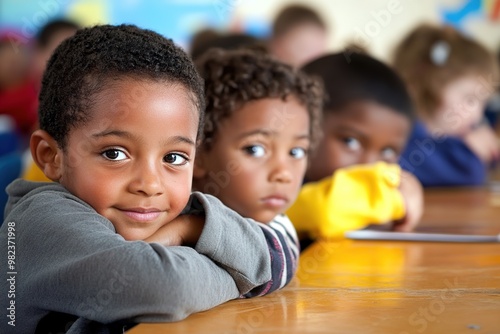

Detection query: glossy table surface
(128, 187), (500, 334)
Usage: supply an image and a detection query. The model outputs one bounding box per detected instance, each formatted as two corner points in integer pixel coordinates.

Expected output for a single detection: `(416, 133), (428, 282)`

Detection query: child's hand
(394, 170), (423, 232)
(145, 214), (205, 247)
(463, 125), (500, 163)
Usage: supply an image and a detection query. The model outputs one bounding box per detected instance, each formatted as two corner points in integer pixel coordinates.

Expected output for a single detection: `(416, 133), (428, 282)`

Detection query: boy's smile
(56, 78), (198, 240)
(119, 207), (163, 222)
(194, 97), (310, 223)
(306, 101), (410, 182)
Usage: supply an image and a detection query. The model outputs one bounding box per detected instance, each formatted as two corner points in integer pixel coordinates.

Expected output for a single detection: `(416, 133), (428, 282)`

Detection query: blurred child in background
(484, 47), (500, 133)
(394, 24), (500, 187)
(193, 48), (322, 262)
(268, 4), (328, 68)
(0, 32), (37, 145)
(1, 20), (79, 214)
(0, 20), (78, 146)
(286, 52), (423, 248)
(189, 29), (266, 61)
(31, 19), (79, 91)
(20, 20), (79, 183)
(0, 32), (31, 211)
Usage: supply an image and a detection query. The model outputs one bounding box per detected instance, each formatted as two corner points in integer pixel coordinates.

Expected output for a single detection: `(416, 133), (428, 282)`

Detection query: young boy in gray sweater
(0, 24), (297, 334)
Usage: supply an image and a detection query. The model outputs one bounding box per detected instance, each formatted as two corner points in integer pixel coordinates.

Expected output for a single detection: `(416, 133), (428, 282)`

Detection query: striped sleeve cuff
(242, 214), (299, 298)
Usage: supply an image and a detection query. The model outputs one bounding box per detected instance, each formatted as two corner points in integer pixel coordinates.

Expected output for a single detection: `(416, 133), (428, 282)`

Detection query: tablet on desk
(345, 230), (500, 243)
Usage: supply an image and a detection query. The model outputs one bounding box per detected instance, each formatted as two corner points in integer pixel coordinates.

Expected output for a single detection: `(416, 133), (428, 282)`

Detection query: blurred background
(1, 0), (499, 60)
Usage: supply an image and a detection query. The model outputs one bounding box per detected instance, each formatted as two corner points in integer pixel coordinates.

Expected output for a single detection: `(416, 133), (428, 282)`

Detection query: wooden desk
(128, 188), (500, 334)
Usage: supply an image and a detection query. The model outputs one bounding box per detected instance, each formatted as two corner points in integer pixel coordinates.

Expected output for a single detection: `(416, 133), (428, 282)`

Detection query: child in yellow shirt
(287, 52), (423, 244)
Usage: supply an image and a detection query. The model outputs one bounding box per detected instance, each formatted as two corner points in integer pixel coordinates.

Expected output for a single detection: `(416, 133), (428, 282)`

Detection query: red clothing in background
(0, 76), (38, 136)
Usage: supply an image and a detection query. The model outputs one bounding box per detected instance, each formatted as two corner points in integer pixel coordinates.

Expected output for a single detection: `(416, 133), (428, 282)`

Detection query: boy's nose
(269, 156), (293, 183)
(129, 162), (164, 196)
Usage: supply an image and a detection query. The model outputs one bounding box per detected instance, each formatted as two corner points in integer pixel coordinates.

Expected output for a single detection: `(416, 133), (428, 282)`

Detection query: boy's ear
(30, 129), (63, 181)
(192, 150), (207, 179)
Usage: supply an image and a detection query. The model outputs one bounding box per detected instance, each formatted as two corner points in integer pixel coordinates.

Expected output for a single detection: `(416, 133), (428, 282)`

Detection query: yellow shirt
(286, 162), (406, 240)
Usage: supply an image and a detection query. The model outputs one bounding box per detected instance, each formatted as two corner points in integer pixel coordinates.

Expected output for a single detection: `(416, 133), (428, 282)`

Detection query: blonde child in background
(1, 24), (297, 333)
(394, 24), (500, 187)
(286, 52), (423, 249)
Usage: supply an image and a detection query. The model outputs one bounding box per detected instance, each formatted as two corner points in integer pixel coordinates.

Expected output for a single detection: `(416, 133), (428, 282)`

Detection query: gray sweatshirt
(0, 180), (297, 333)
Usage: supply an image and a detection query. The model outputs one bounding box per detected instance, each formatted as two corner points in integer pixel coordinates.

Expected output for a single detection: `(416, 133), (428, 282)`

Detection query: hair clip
(430, 40), (450, 66)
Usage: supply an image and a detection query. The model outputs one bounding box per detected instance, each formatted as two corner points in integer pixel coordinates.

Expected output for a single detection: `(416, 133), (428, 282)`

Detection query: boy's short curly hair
(39, 24), (205, 149)
(195, 48), (322, 148)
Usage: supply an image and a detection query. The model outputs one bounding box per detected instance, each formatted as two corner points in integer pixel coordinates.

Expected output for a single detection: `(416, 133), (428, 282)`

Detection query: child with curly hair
(394, 24), (500, 186)
(0, 24), (298, 333)
(193, 49), (322, 269)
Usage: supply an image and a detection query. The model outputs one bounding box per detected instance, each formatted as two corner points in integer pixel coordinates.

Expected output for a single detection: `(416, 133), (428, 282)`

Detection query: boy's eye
(343, 137), (361, 151)
(243, 145), (266, 157)
(290, 147), (307, 159)
(381, 147), (397, 161)
(164, 153), (188, 166)
(102, 149), (127, 161)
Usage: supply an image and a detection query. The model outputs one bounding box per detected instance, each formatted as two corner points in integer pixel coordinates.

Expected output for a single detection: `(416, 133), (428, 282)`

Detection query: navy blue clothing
(399, 121), (486, 187)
